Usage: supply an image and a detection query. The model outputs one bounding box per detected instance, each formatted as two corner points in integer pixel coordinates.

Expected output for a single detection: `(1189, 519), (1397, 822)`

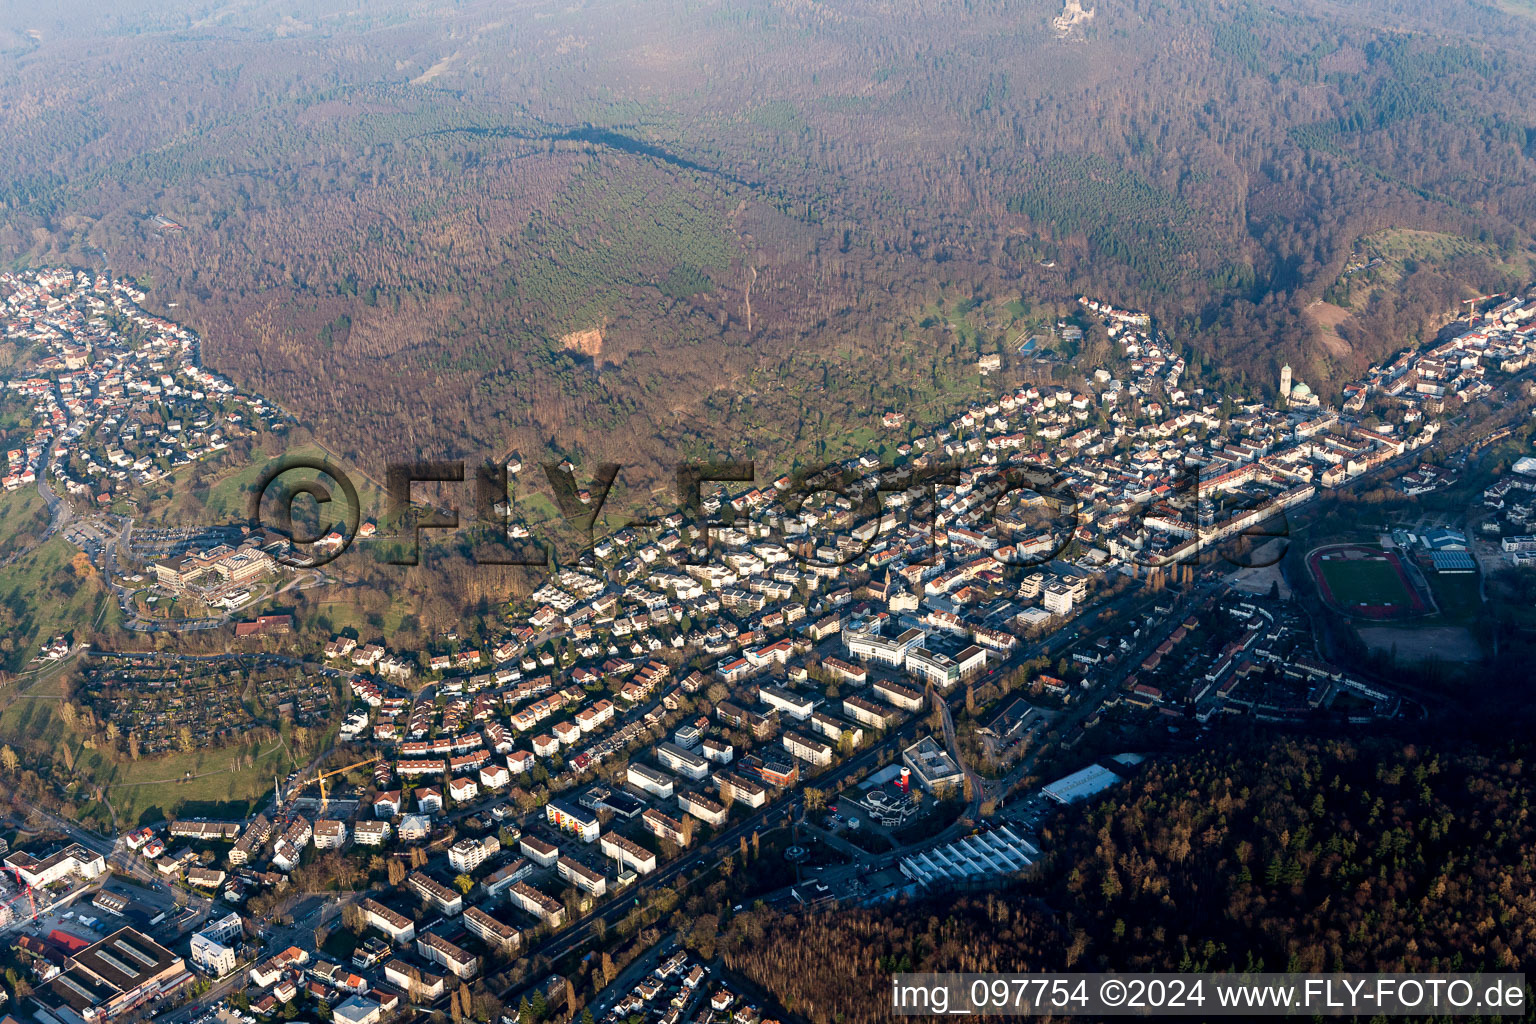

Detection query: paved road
(16, 800), (175, 895)
(36, 452), (71, 540)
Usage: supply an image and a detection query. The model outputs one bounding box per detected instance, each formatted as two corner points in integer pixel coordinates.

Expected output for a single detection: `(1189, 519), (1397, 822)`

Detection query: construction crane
(302, 756), (382, 815)
(1463, 292), (1509, 321)
(1, 868), (40, 925)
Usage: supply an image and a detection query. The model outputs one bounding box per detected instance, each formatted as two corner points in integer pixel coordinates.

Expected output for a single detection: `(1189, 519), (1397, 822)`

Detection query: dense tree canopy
(723, 737), (1536, 1024)
(1, 0), (1533, 481)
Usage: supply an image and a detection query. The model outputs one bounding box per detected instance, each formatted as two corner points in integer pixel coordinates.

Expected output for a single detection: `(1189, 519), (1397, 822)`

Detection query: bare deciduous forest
(1, 0), (1534, 482)
(724, 738), (1535, 1024)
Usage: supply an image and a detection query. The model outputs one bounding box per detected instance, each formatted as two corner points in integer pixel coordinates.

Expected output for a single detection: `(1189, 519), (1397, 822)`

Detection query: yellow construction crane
(308, 755), (382, 814)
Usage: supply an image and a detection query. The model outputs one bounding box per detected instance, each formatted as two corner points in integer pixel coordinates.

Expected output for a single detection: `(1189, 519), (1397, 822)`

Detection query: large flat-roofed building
(594, 789), (647, 819)
(1041, 763), (1126, 805)
(904, 647), (959, 689)
(5, 844), (107, 889)
(198, 912), (244, 946)
(212, 547), (275, 587)
(151, 554), (204, 591)
(901, 736), (965, 793)
(899, 825), (1039, 887)
(545, 799), (601, 843)
(753, 757), (800, 788)
(758, 685), (814, 721)
(843, 626), (926, 667)
(333, 995), (384, 1024)
(153, 545), (274, 595)
(33, 926), (189, 1024)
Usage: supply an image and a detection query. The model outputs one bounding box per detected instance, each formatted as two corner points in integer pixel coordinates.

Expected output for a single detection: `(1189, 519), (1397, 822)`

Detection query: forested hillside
(722, 737), (1535, 1024)
(2, 0), (1535, 479)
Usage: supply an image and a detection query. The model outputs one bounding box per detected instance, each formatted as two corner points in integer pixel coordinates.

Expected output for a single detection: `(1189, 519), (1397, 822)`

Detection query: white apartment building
(627, 763), (675, 799)
(656, 742), (710, 781)
(190, 931), (237, 978)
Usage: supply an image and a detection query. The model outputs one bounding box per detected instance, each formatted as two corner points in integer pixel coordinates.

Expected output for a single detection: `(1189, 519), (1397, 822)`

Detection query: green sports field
(1318, 556), (1413, 608)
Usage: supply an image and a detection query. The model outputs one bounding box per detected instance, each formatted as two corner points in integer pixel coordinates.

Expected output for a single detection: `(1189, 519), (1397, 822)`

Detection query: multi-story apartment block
(463, 905), (522, 955)
(557, 855), (607, 896)
(227, 814), (272, 866)
(407, 871), (464, 916)
(360, 898), (416, 945)
(190, 931), (238, 978)
(781, 730), (834, 767)
(873, 678), (926, 711)
(657, 742), (710, 781)
(416, 932), (479, 980)
(481, 858), (533, 898)
(518, 834), (559, 868)
(546, 799), (601, 843)
(627, 763), (675, 799)
(600, 832), (658, 875)
(677, 790), (728, 827)
(700, 737), (734, 763)
(843, 695), (901, 729)
(448, 835), (499, 873)
(758, 684), (814, 721)
(312, 819), (349, 851)
(169, 820), (242, 842)
(354, 820), (391, 847)
(508, 881), (566, 927)
(642, 808), (691, 847)
(716, 772), (768, 809)
(810, 711), (863, 747)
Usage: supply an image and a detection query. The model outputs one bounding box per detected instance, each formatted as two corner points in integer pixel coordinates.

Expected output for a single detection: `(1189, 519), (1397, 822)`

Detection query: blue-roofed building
(1430, 550), (1476, 573)
(1423, 527), (1468, 551)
